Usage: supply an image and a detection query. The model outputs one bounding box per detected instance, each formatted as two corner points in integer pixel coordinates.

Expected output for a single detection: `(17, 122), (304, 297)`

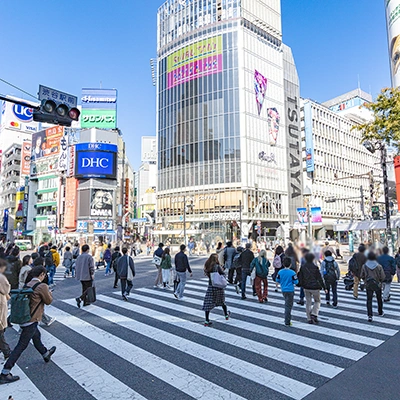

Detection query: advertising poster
(311, 207), (322, 225)
(0, 100), (38, 133)
(386, 0), (400, 87)
(254, 70), (267, 115)
(303, 101), (315, 173)
(20, 141), (32, 176)
(90, 189), (113, 217)
(80, 109), (117, 129)
(297, 208), (308, 224)
(32, 126), (64, 160)
(167, 36), (223, 89)
(64, 178), (78, 229)
(267, 108), (280, 145)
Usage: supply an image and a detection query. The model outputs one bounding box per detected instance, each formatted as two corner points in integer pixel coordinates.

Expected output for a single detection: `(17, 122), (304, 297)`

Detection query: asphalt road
(1, 254), (399, 400)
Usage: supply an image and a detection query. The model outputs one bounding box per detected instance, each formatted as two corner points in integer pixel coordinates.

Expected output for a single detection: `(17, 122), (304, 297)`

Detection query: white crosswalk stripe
(0, 279), (399, 400)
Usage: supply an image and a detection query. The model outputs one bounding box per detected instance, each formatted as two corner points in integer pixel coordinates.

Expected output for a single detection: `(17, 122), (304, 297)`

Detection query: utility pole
(239, 200), (242, 242)
(183, 195), (187, 246)
(360, 185), (365, 220)
(381, 145), (393, 252)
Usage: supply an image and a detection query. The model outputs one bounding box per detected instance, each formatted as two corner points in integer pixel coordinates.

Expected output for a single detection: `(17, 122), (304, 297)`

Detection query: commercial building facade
(156, 0), (303, 244)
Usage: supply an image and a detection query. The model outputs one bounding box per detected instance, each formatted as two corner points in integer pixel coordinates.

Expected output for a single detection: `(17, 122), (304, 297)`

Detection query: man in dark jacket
(224, 242), (237, 284)
(111, 246), (121, 289)
(350, 244), (367, 299)
(4, 247), (21, 290)
(361, 251), (386, 322)
(240, 243), (254, 300)
(298, 253), (326, 324)
(117, 248), (135, 301)
(75, 245), (95, 308)
(377, 246), (396, 302)
(174, 245), (192, 300)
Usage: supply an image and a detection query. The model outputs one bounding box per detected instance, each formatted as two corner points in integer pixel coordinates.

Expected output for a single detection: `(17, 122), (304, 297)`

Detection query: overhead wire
(0, 77), (38, 100)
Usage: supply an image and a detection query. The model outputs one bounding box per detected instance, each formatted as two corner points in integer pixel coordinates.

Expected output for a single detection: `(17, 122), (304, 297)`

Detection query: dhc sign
(76, 151), (116, 179)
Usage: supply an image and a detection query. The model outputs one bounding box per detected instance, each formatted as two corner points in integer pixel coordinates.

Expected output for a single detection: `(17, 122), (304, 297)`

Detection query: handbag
(153, 255), (162, 267)
(127, 256), (134, 281)
(210, 268), (228, 289)
(85, 284), (96, 303)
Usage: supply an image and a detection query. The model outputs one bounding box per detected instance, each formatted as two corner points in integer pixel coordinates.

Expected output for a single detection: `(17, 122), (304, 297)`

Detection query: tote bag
(210, 270), (228, 289)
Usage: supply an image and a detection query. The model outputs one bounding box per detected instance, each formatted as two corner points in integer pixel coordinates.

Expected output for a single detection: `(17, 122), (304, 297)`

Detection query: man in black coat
(117, 248), (135, 301)
(239, 243), (254, 300)
(111, 246), (121, 289)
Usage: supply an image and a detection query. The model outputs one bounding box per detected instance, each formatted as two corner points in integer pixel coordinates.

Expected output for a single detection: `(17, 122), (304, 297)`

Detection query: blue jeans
(299, 287), (305, 300)
(241, 270), (249, 297)
(105, 261), (111, 275)
(325, 281), (338, 306)
(3, 322), (47, 374)
(175, 272), (187, 298)
(47, 265), (56, 285)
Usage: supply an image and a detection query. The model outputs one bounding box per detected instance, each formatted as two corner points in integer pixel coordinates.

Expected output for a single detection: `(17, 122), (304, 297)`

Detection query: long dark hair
(275, 245), (284, 256)
(204, 253), (219, 276)
(22, 255), (31, 266)
(162, 247), (170, 260)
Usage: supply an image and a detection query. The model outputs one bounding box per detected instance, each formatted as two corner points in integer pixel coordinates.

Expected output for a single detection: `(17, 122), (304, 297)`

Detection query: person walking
(250, 250), (270, 303)
(272, 245), (284, 292)
(4, 247), (21, 290)
(216, 242), (225, 266)
(0, 259), (11, 361)
(276, 257), (299, 326)
(174, 245), (192, 300)
(202, 254), (230, 326)
(75, 245), (95, 308)
(0, 266), (56, 385)
(361, 251), (386, 322)
(298, 253), (326, 324)
(103, 244), (112, 276)
(377, 246), (396, 302)
(18, 255), (32, 289)
(94, 243), (104, 270)
(224, 241), (237, 284)
(160, 248), (172, 289)
(62, 246), (73, 278)
(320, 250), (340, 308)
(348, 244), (367, 300)
(240, 243), (255, 300)
(117, 248), (135, 301)
(395, 247), (400, 283)
(111, 246), (121, 288)
(284, 243), (299, 272)
(297, 248), (309, 306)
(153, 243), (164, 288)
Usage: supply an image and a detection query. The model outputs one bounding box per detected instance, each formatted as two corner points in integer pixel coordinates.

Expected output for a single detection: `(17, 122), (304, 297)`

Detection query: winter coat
(241, 249), (255, 273)
(361, 261), (386, 286)
(224, 247), (237, 269)
(111, 251), (121, 271)
(75, 253), (95, 281)
(63, 251), (73, 268)
(4, 255), (21, 290)
(0, 274), (10, 330)
(250, 257), (270, 279)
(377, 254), (396, 283)
(19, 265), (32, 289)
(103, 249), (112, 262)
(298, 262), (325, 291)
(352, 252), (367, 278)
(160, 254), (172, 270)
(50, 248), (60, 267)
(175, 251), (192, 273)
(320, 256), (340, 283)
(94, 245), (104, 263)
(25, 278), (53, 324)
(117, 255), (135, 279)
(217, 248), (225, 266)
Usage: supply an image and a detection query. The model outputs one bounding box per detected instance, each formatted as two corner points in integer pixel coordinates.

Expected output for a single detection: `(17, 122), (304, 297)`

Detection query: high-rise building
(385, 0), (400, 88)
(301, 89), (381, 238)
(156, 0), (303, 244)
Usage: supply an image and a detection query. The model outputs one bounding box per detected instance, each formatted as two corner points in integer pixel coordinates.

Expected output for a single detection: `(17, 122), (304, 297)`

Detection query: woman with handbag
(160, 248), (172, 289)
(202, 254), (230, 327)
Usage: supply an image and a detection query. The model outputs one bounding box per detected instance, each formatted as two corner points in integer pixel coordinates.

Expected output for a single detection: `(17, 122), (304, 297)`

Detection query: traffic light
(372, 206), (380, 220)
(33, 99), (80, 127)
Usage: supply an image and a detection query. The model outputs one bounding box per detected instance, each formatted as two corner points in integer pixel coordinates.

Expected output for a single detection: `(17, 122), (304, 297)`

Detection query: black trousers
(367, 288), (383, 317)
(121, 279), (133, 296)
(80, 280), (93, 305)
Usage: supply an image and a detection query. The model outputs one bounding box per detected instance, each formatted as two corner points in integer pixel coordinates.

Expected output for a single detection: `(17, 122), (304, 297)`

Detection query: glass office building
(156, 0), (303, 242)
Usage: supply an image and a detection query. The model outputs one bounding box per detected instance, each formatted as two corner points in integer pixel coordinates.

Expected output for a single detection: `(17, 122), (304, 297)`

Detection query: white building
(156, 0), (303, 244)
(301, 89), (381, 238)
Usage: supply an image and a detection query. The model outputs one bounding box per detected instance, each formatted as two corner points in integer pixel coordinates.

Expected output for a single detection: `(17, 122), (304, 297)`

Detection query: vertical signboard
(64, 178), (78, 229)
(81, 89), (117, 129)
(386, 0), (400, 87)
(303, 101), (315, 173)
(20, 141), (32, 176)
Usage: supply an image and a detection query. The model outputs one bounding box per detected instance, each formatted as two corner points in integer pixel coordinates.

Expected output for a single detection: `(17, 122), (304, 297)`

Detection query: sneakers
(353, 296), (358, 300)
(263, 298), (268, 303)
(204, 321), (213, 327)
(235, 285), (240, 294)
(297, 300), (305, 306)
(274, 288), (278, 292)
(0, 373), (20, 385)
(173, 292), (178, 299)
(379, 312), (385, 317)
(225, 311), (231, 320)
(45, 317), (56, 327)
(76, 297), (82, 308)
(113, 285), (118, 289)
(333, 304), (338, 309)
(308, 319), (314, 324)
(368, 316), (373, 322)
(43, 346), (56, 363)
(311, 314), (319, 324)
(383, 299), (390, 303)
(285, 322), (293, 326)
(241, 296), (247, 300)
(122, 294), (128, 301)
(326, 301), (330, 306)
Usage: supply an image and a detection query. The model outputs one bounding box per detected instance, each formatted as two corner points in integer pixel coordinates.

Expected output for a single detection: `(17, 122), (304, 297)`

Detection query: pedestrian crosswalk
(1, 278), (399, 400)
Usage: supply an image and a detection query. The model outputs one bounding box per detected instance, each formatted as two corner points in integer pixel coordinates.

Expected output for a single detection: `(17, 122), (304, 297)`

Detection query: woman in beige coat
(0, 259), (11, 359)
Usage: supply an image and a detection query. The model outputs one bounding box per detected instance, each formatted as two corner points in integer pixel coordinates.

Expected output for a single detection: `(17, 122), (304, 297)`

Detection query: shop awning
(334, 217), (400, 232)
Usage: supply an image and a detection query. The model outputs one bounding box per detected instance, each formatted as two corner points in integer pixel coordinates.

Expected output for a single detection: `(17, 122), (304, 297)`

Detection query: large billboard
(167, 36), (223, 89)
(20, 141), (32, 176)
(386, 0), (400, 87)
(32, 126), (64, 160)
(0, 100), (39, 133)
(303, 101), (315, 173)
(64, 178), (78, 229)
(80, 88), (117, 129)
(90, 189), (113, 217)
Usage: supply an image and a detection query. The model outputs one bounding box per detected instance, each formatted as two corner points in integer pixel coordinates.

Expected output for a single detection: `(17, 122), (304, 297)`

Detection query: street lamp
(303, 186), (313, 247)
(363, 140), (392, 252)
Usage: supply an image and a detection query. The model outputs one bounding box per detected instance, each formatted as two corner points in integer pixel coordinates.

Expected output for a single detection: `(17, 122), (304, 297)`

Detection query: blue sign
(75, 143), (118, 153)
(131, 218), (147, 223)
(304, 101), (315, 173)
(13, 104), (33, 122)
(81, 89), (117, 110)
(3, 210), (9, 232)
(76, 151), (116, 179)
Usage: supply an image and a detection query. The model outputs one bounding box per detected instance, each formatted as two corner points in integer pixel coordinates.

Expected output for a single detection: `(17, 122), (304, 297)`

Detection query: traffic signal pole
(381, 145), (393, 253)
(0, 95), (39, 110)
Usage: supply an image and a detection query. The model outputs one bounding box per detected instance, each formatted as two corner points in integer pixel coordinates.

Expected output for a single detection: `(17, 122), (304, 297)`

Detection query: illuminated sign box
(75, 149), (117, 179)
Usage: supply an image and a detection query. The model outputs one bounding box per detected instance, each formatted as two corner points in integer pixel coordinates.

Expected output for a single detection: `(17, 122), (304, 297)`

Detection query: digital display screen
(75, 151), (116, 179)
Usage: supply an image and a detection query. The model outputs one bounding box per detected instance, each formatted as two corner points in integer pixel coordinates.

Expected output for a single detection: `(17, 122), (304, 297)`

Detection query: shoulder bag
(210, 266), (228, 289)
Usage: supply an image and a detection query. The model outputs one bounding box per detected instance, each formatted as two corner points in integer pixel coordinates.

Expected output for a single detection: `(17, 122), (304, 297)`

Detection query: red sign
(20, 141), (32, 176)
(394, 156), (400, 211)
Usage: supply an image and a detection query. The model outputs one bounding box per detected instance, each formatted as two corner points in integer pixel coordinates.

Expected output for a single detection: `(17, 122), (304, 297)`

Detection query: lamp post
(363, 141), (392, 253)
(303, 186), (313, 248)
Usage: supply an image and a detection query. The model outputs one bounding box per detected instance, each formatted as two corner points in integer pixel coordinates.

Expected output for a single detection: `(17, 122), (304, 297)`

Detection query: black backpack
(324, 260), (337, 283)
(364, 267), (381, 291)
(44, 251), (54, 267)
(348, 256), (359, 274)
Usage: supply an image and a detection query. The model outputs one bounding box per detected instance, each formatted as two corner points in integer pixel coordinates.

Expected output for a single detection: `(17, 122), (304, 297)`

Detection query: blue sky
(0, 0), (390, 169)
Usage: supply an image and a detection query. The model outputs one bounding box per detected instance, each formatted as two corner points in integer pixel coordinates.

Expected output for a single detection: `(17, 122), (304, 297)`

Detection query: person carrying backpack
(44, 246), (55, 287)
(4, 247), (21, 290)
(62, 247), (73, 279)
(348, 244), (367, 300)
(272, 245), (284, 293)
(103, 244), (112, 276)
(320, 250), (340, 308)
(250, 250), (270, 303)
(0, 266), (56, 385)
(361, 251), (386, 322)
(111, 246), (122, 288)
(378, 246), (396, 302)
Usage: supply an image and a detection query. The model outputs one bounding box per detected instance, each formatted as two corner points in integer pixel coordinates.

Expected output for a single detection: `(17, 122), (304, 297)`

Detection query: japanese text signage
(38, 85), (77, 108)
(81, 109), (117, 129)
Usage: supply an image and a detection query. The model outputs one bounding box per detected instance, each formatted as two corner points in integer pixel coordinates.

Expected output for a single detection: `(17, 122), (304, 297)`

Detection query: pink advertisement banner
(167, 54), (223, 89)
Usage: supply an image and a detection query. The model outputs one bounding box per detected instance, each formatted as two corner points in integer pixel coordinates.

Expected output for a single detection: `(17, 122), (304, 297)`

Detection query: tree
(354, 87), (400, 152)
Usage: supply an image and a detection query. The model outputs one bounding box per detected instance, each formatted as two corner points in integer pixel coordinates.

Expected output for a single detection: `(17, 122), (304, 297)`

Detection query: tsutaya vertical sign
(283, 46), (303, 226)
(386, 0), (400, 87)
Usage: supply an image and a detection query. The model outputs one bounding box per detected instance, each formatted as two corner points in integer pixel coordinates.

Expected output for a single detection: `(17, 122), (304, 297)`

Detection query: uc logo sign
(13, 104), (33, 122)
